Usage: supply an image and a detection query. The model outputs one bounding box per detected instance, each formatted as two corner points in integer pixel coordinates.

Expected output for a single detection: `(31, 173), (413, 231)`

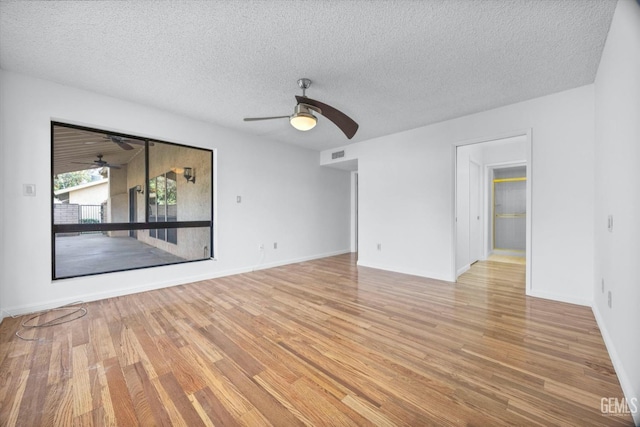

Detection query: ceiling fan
(72, 154), (122, 169)
(103, 134), (150, 151)
(244, 78), (359, 139)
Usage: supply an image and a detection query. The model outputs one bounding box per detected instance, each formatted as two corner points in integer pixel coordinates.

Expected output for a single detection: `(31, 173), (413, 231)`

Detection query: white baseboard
(456, 264), (470, 278)
(0, 249), (351, 318)
(592, 304), (640, 426)
(526, 288), (592, 307)
(356, 260), (454, 282)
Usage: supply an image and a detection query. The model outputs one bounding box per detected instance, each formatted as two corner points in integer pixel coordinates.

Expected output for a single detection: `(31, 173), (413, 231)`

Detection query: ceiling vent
(331, 150), (345, 160)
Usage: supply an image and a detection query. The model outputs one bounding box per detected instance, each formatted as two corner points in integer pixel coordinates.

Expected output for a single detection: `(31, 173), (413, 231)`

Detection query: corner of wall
(592, 304), (640, 426)
(0, 69), (6, 321)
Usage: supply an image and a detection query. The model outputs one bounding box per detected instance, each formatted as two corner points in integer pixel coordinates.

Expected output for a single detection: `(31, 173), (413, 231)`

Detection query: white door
(469, 160), (482, 263)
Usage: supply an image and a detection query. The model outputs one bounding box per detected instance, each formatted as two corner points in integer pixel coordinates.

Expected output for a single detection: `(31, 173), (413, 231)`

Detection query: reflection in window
(149, 172), (177, 244)
(51, 122), (213, 279)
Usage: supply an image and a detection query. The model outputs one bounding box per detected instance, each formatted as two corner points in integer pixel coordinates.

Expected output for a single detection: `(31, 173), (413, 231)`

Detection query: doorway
(491, 165), (526, 258)
(454, 132), (531, 292)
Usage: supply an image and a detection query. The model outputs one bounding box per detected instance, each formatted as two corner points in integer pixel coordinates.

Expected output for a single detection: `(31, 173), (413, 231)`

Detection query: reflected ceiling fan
(72, 154), (122, 169)
(244, 78), (359, 139)
(103, 134), (152, 150)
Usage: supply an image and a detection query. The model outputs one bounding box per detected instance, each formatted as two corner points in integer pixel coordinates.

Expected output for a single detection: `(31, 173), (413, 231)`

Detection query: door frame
(351, 171), (359, 254)
(469, 158), (483, 264)
(451, 129), (532, 294)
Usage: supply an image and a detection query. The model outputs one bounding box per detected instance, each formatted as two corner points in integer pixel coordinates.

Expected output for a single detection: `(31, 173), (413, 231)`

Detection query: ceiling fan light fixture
(289, 105), (317, 131)
(244, 79), (358, 138)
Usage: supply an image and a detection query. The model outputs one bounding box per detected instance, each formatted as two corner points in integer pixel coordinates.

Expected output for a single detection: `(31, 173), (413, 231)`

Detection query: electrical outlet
(273, 242), (277, 249)
(237, 196), (242, 203)
(377, 243), (382, 251)
(601, 278), (605, 293)
(608, 291), (612, 308)
(607, 215), (613, 232)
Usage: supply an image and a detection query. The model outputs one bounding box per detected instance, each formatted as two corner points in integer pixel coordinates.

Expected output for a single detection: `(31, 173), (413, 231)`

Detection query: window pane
(54, 226), (212, 279)
(148, 141), (212, 221)
(52, 125), (147, 225)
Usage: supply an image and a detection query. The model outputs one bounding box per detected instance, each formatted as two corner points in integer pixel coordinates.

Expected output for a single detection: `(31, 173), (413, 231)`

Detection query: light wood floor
(0, 254), (631, 426)
(486, 254), (526, 265)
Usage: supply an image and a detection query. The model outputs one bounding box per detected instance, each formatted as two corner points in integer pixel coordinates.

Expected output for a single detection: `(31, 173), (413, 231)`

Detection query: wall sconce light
(183, 167), (196, 183)
(135, 184), (144, 194)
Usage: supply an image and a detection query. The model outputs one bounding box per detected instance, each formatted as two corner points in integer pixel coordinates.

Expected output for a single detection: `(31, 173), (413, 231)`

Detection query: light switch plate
(23, 184), (36, 197)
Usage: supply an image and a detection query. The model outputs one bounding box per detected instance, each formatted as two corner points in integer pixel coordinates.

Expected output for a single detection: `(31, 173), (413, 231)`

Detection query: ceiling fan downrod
(297, 78), (312, 97)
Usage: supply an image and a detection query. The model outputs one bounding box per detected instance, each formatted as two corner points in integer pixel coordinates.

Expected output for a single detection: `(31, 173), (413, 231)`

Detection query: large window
(51, 122), (213, 279)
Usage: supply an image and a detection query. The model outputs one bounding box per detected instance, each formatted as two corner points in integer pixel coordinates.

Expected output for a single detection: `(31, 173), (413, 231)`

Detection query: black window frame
(51, 121), (214, 280)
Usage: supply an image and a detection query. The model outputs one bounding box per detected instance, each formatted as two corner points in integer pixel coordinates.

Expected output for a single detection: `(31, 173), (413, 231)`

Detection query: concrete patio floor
(54, 233), (186, 278)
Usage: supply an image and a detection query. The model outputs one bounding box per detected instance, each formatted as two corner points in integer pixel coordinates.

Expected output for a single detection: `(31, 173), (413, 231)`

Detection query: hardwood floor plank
(199, 323), (265, 377)
(103, 356), (139, 426)
(153, 335), (207, 395)
(4, 368), (29, 427)
(0, 254), (632, 426)
(71, 344), (92, 419)
(157, 372), (207, 427)
(342, 394), (399, 427)
(252, 369), (315, 426)
(49, 379), (74, 426)
(286, 377), (369, 426)
(0, 351), (28, 411)
(193, 386), (241, 427)
(47, 334), (72, 386)
(215, 358), (304, 426)
(121, 362), (159, 426)
(94, 361), (118, 426)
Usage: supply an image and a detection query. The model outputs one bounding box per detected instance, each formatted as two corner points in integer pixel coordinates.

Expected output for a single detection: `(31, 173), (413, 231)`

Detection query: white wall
(322, 84), (595, 305)
(0, 70), (351, 317)
(593, 0), (640, 422)
(0, 72), (5, 318)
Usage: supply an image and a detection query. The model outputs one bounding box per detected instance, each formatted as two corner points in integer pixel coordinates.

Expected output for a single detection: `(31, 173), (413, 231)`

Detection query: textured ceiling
(0, 1), (616, 151)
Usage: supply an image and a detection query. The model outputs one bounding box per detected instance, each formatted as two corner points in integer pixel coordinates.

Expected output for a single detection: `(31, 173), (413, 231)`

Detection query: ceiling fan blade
(296, 96), (359, 139)
(104, 135), (135, 150)
(115, 141), (134, 150)
(124, 139), (149, 147)
(244, 115), (290, 122)
(106, 164), (121, 169)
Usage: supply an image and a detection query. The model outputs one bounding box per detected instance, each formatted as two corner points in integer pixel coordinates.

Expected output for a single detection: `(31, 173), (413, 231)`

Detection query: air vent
(331, 150), (345, 160)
